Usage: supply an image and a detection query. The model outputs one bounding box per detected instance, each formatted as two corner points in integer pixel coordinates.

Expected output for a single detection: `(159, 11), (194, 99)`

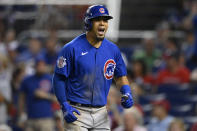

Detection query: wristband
(120, 85), (131, 94)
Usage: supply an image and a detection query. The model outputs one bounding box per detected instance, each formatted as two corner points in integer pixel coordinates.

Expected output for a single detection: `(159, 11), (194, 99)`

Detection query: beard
(95, 34), (105, 41)
(96, 36), (104, 41)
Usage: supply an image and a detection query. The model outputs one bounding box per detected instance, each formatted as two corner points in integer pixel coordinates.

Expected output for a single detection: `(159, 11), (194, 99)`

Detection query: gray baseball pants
(64, 105), (110, 131)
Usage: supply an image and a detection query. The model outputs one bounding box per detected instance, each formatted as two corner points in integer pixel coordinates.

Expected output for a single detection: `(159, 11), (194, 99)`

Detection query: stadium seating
(139, 93), (166, 105)
(169, 104), (193, 117)
(157, 84), (190, 96)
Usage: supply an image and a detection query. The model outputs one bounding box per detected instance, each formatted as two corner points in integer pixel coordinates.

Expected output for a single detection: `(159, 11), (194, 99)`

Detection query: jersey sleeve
(55, 45), (73, 78)
(114, 47), (127, 77)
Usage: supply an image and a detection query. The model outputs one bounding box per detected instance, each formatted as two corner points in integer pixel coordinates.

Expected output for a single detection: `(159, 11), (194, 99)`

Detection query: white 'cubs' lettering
(104, 59), (116, 80)
(57, 56), (66, 68)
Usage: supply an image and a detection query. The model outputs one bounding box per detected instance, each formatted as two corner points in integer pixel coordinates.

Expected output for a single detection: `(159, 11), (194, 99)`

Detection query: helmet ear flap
(84, 17), (92, 31)
(87, 19), (92, 31)
(84, 9), (92, 31)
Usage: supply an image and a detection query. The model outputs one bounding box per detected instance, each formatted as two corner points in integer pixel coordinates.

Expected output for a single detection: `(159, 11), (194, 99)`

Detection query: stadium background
(0, 0), (197, 131)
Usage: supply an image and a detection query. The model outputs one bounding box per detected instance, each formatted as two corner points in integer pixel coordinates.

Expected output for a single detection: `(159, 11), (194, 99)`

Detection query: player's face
(91, 17), (109, 41)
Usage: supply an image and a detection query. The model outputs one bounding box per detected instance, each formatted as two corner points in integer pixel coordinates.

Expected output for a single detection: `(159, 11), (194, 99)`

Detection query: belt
(68, 101), (104, 108)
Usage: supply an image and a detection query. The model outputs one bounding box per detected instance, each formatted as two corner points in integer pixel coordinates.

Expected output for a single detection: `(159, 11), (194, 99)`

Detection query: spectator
(186, 13), (197, 71)
(0, 54), (12, 125)
(164, 38), (188, 67)
(191, 122), (197, 131)
(132, 36), (162, 73)
(4, 29), (19, 65)
(0, 35), (6, 56)
(148, 100), (174, 131)
(18, 38), (44, 75)
(4, 29), (18, 48)
(190, 68), (197, 82)
(168, 118), (185, 131)
(156, 51), (190, 85)
(165, 8), (182, 30)
(18, 38), (43, 62)
(42, 38), (59, 73)
(9, 64), (26, 128)
(182, 0), (197, 30)
(0, 124), (12, 131)
(43, 38), (58, 65)
(18, 56), (56, 131)
(181, 30), (195, 60)
(155, 22), (170, 51)
(165, 38), (180, 53)
(114, 106), (147, 131)
(6, 39), (19, 65)
(129, 60), (155, 87)
(11, 64), (26, 107)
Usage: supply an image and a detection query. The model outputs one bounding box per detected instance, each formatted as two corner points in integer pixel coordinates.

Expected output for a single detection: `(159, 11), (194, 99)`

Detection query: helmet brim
(89, 15), (113, 20)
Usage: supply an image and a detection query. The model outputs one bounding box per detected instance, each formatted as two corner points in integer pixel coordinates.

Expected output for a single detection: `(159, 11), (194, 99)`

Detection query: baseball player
(52, 5), (134, 131)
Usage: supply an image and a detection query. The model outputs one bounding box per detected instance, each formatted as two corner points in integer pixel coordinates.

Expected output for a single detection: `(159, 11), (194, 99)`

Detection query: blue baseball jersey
(20, 74), (53, 118)
(55, 33), (127, 106)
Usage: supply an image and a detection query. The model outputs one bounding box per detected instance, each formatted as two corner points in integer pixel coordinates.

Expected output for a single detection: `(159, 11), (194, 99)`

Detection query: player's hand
(120, 85), (134, 108)
(121, 92), (133, 108)
(61, 102), (80, 123)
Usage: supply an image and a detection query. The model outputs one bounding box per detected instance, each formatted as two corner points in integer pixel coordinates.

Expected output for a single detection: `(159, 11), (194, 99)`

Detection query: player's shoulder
(104, 38), (120, 51)
(62, 34), (85, 50)
(58, 34), (85, 56)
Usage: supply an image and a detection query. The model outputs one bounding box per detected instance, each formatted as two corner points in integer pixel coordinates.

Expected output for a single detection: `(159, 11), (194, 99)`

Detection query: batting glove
(120, 85), (134, 108)
(61, 102), (80, 123)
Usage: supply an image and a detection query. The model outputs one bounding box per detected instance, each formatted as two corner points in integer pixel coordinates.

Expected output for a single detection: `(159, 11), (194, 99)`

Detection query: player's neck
(86, 32), (102, 48)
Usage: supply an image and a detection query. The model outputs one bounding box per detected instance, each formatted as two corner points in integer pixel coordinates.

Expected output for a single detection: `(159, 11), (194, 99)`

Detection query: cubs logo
(99, 8), (105, 13)
(57, 56), (66, 68)
(104, 59), (116, 80)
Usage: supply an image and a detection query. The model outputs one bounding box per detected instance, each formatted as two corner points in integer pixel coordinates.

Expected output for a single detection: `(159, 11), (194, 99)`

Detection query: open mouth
(98, 28), (105, 35)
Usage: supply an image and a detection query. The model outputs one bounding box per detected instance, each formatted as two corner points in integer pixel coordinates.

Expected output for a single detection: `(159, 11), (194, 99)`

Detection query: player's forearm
(115, 76), (134, 108)
(114, 76), (130, 90)
(52, 73), (67, 104)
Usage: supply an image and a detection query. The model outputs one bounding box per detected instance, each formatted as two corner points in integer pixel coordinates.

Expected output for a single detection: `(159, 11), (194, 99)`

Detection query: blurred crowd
(108, 1), (197, 131)
(0, 1), (197, 131)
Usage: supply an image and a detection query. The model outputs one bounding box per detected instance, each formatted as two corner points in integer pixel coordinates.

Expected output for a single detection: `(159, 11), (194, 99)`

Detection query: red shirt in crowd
(156, 67), (190, 85)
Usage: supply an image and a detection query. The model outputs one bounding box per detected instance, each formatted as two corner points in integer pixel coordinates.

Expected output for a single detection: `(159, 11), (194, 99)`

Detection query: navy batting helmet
(84, 5), (113, 31)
